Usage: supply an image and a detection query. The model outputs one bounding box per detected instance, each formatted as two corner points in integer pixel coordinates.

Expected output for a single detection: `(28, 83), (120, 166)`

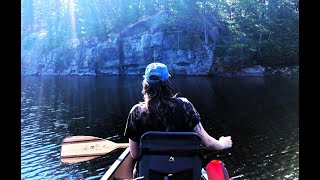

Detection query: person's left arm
(124, 104), (141, 159)
(129, 139), (139, 159)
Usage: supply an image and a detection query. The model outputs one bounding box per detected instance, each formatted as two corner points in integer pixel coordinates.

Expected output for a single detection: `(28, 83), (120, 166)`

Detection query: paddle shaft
(114, 143), (130, 149)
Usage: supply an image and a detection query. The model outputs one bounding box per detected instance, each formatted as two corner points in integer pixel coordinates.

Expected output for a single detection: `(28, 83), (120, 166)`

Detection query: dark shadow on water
(21, 75), (299, 179)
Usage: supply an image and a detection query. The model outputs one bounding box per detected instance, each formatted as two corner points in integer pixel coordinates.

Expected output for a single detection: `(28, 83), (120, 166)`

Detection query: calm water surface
(21, 75), (299, 180)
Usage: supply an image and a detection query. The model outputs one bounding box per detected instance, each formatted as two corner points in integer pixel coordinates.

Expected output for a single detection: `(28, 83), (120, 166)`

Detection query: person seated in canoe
(124, 62), (232, 177)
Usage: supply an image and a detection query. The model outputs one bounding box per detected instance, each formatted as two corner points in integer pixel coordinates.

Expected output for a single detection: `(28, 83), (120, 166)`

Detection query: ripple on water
(21, 76), (299, 179)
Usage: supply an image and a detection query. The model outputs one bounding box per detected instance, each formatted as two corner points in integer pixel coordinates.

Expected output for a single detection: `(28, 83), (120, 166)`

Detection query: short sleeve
(124, 105), (140, 142)
(179, 97), (201, 129)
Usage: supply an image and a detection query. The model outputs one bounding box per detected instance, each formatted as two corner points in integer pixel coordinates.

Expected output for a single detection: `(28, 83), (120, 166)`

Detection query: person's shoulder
(176, 97), (197, 109)
(129, 102), (147, 114)
(176, 97), (191, 104)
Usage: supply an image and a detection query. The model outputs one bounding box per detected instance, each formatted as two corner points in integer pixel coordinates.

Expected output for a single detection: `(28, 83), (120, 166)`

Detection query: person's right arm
(194, 122), (232, 150)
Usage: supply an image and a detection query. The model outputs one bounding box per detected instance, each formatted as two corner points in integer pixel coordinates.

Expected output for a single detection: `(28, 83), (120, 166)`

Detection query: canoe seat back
(138, 131), (203, 180)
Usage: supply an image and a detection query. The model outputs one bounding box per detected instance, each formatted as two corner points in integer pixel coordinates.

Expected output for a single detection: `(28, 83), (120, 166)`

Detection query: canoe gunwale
(100, 147), (132, 180)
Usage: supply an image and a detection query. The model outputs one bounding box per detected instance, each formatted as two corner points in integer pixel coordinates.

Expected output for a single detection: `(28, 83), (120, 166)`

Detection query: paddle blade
(60, 136), (126, 164)
(61, 155), (101, 164)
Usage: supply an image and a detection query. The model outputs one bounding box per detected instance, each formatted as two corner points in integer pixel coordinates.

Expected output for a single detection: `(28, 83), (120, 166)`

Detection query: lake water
(21, 75), (299, 180)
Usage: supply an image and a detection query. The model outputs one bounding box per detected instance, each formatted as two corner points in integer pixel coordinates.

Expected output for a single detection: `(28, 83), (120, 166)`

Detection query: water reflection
(21, 75), (298, 179)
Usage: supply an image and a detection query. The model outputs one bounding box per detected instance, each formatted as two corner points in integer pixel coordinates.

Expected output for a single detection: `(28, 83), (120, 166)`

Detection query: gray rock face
(21, 11), (215, 76)
(240, 65), (265, 76)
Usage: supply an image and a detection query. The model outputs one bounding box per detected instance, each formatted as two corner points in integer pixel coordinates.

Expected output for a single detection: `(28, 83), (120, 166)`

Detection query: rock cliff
(21, 11), (216, 76)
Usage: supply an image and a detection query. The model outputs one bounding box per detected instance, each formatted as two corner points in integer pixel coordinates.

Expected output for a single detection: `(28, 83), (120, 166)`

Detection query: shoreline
(21, 66), (299, 78)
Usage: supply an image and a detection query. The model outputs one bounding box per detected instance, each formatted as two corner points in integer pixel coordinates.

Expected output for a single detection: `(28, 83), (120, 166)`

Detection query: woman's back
(124, 97), (200, 143)
(124, 62), (232, 161)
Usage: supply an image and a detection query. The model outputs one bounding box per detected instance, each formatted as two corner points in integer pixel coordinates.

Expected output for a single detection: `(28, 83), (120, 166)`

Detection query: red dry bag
(206, 160), (230, 180)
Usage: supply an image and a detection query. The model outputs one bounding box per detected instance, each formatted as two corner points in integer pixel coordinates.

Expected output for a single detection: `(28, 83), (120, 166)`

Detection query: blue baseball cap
(145, 62), (171, 83)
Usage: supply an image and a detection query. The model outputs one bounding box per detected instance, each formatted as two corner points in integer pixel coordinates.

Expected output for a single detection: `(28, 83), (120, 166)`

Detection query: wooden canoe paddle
(60, 136), (129, 164)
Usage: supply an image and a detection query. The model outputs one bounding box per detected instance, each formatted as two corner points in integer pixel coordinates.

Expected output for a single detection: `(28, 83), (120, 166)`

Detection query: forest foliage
(21, 0), (299, 67)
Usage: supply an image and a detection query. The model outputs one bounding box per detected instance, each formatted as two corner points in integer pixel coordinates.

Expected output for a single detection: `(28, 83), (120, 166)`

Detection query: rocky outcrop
(21, 10), (299, 77)
(21, 11), (216, 76)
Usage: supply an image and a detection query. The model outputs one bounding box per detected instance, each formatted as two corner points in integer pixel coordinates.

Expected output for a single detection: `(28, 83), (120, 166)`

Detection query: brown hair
(141, 76), (177, 117)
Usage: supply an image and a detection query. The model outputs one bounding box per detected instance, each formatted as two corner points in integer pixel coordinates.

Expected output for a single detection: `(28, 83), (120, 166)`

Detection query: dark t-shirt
(124, 97), (201, 142)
